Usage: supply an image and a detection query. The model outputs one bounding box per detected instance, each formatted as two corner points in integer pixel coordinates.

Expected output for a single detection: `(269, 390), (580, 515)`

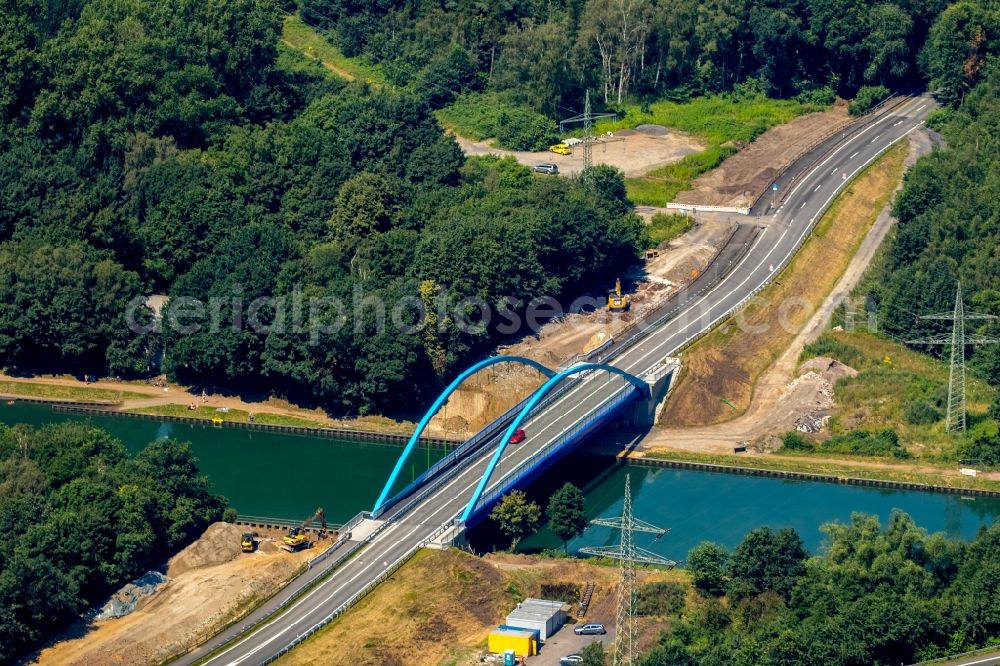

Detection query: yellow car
(549, 143), (571, 155)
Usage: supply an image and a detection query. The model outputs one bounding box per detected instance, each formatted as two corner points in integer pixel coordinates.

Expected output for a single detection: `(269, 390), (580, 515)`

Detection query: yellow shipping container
(487, 629), (537, 657)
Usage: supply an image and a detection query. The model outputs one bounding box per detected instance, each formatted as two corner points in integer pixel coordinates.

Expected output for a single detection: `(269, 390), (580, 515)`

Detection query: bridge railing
(260, 516), (458, 665)
(675, 126), (920, 358)
(471, 384), (642, 517)
(373, 373), (586, 518)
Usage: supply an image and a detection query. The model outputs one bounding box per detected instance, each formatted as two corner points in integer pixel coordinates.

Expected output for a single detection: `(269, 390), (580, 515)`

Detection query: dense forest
(868, 60), (1000, 458)
(0, 0), (642, 413)
(0, 422), (224, 661)
(300, 0), (988, 110)
(639, 513), (1000, 665)
(0, 0), (996, 416)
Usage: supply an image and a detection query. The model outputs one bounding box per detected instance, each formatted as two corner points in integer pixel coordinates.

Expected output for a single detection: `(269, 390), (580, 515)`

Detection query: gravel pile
(95, 571), (168, 620)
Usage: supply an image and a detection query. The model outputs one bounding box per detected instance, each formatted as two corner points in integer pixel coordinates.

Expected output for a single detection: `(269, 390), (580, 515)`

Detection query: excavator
(282, 507), (328, 552)
(607, 278), (631, 312)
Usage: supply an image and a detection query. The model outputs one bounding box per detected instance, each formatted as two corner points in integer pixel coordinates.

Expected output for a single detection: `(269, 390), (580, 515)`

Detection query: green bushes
(821, 428), (910, 458)
(646, 213), (693, 247)
(435, 92), (558, 151)
(0, 423), (225, 662)
(781, 431), (816, 451)
(849, 85), (892, 116)
(904, 399), (942, 425)
(636, 581), (686, 616)
(801, 335), (869, 369)
(783, 427), (912, 458)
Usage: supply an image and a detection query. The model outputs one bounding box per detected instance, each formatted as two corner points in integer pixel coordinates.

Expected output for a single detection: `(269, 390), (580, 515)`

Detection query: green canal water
(0, 402), (446, 523)
(4, 402), (1000, 554)
(516, 457), (1000, 557)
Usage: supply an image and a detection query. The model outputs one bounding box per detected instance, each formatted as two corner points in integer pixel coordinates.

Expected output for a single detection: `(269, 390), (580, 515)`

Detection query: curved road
(182, 94), (936, 666)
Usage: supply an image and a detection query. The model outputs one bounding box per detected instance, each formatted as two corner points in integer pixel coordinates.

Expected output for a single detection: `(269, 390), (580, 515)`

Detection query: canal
(4, 402), (999, 556)
(0, 402), (446, 523)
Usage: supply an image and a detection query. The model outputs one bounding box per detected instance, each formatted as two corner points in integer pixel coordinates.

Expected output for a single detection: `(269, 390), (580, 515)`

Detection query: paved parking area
(526, 623), (614, 666)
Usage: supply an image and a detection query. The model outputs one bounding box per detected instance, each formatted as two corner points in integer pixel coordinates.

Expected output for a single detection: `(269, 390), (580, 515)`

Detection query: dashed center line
(813, 184), (822, 192)
(800, 201), (807, 209)
(870, 135), (881, 143)
(849, 151), (859, 159)
(893, 120), (903, 126)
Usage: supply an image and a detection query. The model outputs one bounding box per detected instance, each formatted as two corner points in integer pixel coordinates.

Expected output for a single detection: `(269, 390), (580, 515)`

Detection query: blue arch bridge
(370, 353), (679, 538)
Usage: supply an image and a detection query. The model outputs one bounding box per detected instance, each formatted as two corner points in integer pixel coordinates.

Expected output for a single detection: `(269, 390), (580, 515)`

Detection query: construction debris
(95, 571), (168, 620)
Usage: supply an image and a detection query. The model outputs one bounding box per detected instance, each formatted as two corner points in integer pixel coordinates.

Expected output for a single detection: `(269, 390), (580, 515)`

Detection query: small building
(487, 628), (537, 657)
(504, 597), (568, 641)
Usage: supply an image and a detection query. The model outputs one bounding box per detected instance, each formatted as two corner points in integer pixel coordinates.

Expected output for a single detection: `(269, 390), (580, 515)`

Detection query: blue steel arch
(460, 363), (649, 522)
(373, 355), (556, 512)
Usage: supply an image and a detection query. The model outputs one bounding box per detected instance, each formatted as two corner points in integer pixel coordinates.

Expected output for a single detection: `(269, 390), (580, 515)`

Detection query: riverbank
(633, 448), (1000, 494)
(0, 372), (424, 437)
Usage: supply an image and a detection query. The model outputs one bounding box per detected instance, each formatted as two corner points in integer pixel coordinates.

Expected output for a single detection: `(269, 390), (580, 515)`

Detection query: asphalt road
(184, 94), (936, 666)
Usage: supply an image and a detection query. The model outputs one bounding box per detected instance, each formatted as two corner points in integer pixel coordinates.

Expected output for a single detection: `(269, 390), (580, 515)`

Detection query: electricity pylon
(560, 91), (616, 171)
(579, 474), (676, 666)
(908, 282), (998, 433)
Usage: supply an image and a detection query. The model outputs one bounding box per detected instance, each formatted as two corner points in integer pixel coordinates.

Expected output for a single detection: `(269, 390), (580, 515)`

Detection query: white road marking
(849, 151), (859, 159)
(893, 120), (903, 127)
(870, 135), (880, 142)
(211, 95), (938, 666)
(800, 201), (807, 209)
(813, 185), (822, 192)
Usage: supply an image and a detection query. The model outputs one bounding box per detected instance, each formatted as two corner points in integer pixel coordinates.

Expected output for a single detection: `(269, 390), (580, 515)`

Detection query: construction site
(23, 92), (956, 666)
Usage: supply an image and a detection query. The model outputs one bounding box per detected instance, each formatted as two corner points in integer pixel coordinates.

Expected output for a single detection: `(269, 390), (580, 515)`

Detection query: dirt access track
(675, 104), (853, 208)
(454, 127), (704, 177)
(642, 132), (931, 454)
(33, 523), (315, 666)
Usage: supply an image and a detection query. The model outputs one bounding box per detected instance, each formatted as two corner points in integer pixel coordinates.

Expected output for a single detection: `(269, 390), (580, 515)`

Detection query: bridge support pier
(630, 357), (681, 426)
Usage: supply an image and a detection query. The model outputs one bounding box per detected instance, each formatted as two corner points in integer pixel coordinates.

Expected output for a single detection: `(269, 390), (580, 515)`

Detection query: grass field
(801, 330), (997, 459)
(641, 449), (1000, 493)
(0, 381), (147, 403)
(599, 95), (827, 206)
(647, 212), (694, 247)
(127, 403), (329, 428)
(277, 548), (682, 666)
(281, 15), (386, 85)
(661, 141), (908, 427)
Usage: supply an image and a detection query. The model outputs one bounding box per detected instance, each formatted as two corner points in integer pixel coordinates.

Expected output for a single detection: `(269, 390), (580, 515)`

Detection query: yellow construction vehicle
(241, 532), (256, 553)
(607, 278), (630, 312)
(282, 507), (327, 552)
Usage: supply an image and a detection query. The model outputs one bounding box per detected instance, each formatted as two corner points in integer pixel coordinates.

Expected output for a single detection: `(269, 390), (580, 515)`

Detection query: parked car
(549, 143), (572, 155)
(574, 623), (606, 635)
(508, 428), (526, 444)
(533, 163), (559, 174)
(560, 655), (583, 665)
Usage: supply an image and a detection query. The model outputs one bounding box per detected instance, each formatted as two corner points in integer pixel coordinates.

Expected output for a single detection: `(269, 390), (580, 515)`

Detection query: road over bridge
(178, 94), (936, 666)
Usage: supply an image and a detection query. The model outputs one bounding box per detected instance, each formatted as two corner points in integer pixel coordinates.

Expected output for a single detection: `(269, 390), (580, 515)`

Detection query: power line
(560, 90), (617, 171)
(579, 474), (676, 666)
(908, 281), (998, 433)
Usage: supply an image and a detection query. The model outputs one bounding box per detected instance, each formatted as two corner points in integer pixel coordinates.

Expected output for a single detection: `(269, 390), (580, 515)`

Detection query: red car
(508, 428), (526, 444)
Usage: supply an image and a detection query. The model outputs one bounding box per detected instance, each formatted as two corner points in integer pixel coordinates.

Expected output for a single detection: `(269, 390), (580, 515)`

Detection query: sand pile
(168, 522), (244, 577)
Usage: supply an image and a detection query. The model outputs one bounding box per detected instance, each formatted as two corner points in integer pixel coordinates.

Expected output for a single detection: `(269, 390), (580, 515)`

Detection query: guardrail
(665, 203), (749, 215)
(260, 514), (456, 665)
(763, 91), (904, 212)
(373, 373), (586, 518)
(472, 385), (642, 516)
(672, 124), (919, 359)
(665, 92), (902, 215)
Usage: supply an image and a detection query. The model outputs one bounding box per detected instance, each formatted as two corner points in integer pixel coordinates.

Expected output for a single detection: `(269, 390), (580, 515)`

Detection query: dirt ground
(644, 134), (926, 452)
(276, 548), (680, 666)
(434, 215), (738, 433)
(454, 127), (704, 178)
(33, 523), (314, 666)
(674, 104), (853, 208)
